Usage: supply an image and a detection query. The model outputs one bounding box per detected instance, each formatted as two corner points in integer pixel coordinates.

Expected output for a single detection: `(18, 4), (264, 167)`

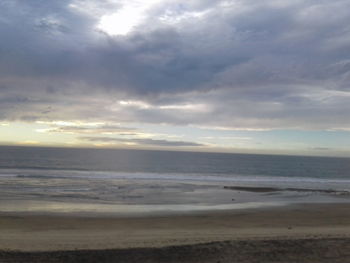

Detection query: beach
(1, 203), (350, 262)
(2, 0), (350, 258)
(1, 149), (350, 262)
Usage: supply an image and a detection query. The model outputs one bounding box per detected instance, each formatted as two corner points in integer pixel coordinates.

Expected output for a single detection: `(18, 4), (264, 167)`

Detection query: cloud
(37, 123), (137, 135)
(80, 136), (204, 147)
(310, 147), (331, 151)
(1, 0), (350, 131)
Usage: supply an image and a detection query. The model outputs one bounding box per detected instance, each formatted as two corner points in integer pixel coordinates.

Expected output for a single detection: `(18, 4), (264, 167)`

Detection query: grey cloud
(80, 136), (204, 147)
(45, 124), (137, 134)
(1, 0), (350, 130)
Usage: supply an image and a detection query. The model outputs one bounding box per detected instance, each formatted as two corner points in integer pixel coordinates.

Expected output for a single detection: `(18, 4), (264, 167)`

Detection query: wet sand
(1, 238), (350, 263)
(1, 203), (350, 262)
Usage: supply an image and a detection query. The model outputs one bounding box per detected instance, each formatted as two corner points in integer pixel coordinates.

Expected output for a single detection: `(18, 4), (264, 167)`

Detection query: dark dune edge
(1, 238), (350, 263)
(223, 185), (350, 195)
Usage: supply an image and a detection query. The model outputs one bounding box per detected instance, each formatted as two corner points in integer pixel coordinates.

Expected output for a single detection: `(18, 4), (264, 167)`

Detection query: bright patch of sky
(95, 0), (210, 36)
(0, 121), (350, 156)
(97, 0), (160, 35)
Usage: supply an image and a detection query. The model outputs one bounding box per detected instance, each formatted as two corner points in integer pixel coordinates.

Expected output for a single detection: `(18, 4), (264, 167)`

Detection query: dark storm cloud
(80, 136), (204, 147)
(1, 0), (350, 130)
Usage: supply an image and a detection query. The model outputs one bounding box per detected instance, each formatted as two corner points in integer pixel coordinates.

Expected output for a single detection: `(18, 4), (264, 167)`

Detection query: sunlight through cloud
(97, 0), (162, 36)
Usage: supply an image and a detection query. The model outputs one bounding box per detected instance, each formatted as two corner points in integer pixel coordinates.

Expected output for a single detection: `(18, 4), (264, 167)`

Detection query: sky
(0, 0), (350, 156)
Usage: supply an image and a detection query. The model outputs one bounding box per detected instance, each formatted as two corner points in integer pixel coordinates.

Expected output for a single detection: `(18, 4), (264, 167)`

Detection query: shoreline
(1, 202), (350, 262)
(1, 203), (350, 252)
(0, 200), (349, 219)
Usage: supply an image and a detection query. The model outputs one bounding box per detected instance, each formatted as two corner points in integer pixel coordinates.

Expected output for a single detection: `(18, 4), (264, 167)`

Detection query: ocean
(1, 146), (350, 216)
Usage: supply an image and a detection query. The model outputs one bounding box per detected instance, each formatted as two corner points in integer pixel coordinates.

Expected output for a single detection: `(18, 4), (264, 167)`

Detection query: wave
(0, 168), (349, 184)
(15, 174), (71, 179)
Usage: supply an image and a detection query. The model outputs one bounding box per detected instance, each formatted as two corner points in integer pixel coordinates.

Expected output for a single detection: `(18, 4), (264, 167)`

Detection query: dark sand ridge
(1, 238), (350, 263)
(223, 185), (350, 194)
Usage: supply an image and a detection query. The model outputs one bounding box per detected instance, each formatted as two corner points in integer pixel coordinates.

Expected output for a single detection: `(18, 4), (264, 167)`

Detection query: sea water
(0, 146), (350, 215)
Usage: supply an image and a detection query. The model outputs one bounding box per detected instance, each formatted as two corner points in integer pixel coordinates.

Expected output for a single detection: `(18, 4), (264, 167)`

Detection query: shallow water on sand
(1, 146), (350, 215)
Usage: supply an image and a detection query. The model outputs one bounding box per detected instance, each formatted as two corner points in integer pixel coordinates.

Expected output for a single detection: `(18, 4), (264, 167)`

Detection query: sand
(1, 203), (350, 262)
(1, 238), (350, 263)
